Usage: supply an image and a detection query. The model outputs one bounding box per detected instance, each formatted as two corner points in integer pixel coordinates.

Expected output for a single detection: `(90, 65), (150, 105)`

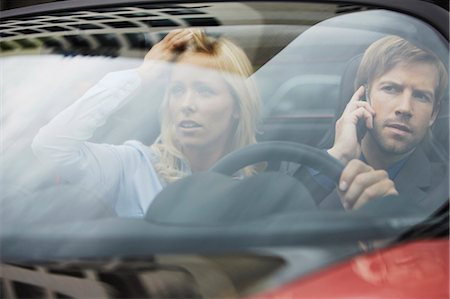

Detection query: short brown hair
(355, 35), (448, 111)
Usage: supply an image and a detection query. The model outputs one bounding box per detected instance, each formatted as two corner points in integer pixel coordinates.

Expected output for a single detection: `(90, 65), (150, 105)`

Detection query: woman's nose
(180, 89), (197, 113)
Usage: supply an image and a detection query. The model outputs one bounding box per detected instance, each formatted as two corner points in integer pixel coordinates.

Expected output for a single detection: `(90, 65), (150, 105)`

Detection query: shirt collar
(360, 153), (408, 180)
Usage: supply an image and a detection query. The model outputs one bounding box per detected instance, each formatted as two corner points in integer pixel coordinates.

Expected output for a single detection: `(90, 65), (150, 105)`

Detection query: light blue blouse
(32, 70), (188, 218)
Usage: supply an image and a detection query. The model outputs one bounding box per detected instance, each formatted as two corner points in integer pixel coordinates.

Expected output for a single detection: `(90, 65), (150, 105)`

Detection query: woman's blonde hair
(151, 29), (261, 182)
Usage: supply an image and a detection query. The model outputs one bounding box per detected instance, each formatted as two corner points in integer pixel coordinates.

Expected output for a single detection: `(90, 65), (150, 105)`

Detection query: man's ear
(429, 101), (440, 126)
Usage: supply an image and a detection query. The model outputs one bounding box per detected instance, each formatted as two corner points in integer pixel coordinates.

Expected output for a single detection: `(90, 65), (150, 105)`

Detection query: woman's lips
(179, 120), (201, 128)
(178, 120), (202, 131)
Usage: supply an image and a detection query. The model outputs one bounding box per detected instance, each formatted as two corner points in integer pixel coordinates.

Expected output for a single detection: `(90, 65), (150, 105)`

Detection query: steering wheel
(210, 141), (344, 183)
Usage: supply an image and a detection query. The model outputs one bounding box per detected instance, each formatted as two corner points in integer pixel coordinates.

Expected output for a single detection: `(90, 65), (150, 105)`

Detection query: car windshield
(1, 2), (448, 255)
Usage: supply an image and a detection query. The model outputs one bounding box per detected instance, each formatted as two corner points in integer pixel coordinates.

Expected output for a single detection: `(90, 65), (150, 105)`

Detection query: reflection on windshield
(20, 29), (260, 219)
(352, 241), (448, 296)
(1, 11), (448, 230)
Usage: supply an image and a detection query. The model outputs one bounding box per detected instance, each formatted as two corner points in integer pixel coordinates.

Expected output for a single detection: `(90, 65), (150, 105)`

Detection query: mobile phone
(356, 84), (370, 142)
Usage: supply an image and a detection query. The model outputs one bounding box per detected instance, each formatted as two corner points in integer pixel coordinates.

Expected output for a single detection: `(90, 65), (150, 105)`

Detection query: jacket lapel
(393, 147), (431, 204)
(319, 147), (433, 210)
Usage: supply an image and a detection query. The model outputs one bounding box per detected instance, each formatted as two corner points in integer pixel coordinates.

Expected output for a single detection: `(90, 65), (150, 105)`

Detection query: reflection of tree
(352, 241), (448, 297)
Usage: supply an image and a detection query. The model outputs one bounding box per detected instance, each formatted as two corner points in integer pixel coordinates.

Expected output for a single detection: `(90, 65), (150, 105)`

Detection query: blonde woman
(32, 29), (261, 217)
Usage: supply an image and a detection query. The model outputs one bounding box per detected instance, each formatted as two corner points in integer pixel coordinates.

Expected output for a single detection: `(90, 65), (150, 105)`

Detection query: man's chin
(379, 140), (417, 156)
(371, 130), (413, 154)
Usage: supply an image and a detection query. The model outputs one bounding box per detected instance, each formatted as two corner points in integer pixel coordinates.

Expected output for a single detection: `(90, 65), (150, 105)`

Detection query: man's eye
(381, 85), (400, 94)
(414, 92), (432, 103)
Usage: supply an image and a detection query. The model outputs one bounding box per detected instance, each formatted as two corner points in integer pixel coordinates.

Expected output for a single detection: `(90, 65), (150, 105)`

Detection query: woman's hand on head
(137, 29), (193, 81)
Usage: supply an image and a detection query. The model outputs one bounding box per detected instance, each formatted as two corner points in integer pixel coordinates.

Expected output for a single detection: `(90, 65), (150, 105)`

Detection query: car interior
(1, 2), (448, 224)
(1, 2), (448, 298)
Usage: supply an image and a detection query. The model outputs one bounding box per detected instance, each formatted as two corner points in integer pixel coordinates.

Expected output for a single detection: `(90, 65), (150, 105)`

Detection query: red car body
(255, 240), (449, 298)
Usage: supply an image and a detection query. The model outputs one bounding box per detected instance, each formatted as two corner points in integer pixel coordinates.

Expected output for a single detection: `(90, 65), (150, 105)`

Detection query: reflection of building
(1, 0), (62, 11)
(1, 4), (223, 59)
(1, 255), (282, 298)
(1, 258), (201, 298)
(0, 2), (357, 66)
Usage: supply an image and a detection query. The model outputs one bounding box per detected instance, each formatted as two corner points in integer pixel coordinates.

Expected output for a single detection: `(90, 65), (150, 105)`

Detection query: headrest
(318, 54), (363, 149)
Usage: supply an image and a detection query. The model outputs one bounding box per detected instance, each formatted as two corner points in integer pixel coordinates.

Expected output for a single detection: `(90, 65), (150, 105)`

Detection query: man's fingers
(339, 160), (372, 192)
(338, 161), (399, 210)
(342, 92), (376, 130)
(351, 106), (374, 129)
(359, 101), (376, 115)
(347, 100), (375, 116)
(339, 160), (374, 208)
(329, 86), (375, 164)
(352, 179), (398, 209)
(342, 169), (390, 209)
(348, 85), (366, 103)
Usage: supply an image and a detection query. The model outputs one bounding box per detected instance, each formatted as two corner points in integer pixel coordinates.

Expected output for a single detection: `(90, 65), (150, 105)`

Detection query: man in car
(309, 35), (448, 210)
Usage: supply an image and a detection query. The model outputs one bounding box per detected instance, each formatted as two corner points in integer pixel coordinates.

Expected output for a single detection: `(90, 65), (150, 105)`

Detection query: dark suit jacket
(299, 147), (448, 211)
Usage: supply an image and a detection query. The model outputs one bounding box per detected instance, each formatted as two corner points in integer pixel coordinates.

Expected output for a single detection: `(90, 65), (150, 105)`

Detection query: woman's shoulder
(123, 139), (151, 153)
(122, 140), (159, 162)
(122, 139), (168, 186)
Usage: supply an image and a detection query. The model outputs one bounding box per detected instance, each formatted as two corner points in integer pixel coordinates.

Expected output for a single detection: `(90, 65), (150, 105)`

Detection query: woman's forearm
(32, 69), (141, 167)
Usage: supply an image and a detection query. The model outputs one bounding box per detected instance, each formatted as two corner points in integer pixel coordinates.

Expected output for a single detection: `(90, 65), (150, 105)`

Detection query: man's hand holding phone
(327, 85), (375, 165)
(327, 85), (398, 210)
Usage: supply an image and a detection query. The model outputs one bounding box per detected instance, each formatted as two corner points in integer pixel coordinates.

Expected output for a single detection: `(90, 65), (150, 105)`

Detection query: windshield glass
(1, 2), (448, 240)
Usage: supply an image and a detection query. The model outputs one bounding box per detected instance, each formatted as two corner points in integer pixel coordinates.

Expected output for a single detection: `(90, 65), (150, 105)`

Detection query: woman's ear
(232, 106), (240, 119)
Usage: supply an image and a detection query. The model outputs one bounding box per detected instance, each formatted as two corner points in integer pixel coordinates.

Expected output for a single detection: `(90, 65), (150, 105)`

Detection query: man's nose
(395, 91), (413, 119)
(180, 89), (197, 114)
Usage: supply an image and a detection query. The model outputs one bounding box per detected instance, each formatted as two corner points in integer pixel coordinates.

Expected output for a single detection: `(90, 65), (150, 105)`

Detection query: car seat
(316, 54), (363, 150)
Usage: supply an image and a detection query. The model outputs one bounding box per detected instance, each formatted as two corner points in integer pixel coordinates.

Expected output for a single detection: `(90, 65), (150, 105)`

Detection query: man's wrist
(327, 147), (351, 165)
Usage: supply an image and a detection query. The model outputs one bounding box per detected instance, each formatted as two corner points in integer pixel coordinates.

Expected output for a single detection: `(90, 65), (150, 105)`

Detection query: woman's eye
(169, 84), (185, 97)
(196, 85), (217, 97)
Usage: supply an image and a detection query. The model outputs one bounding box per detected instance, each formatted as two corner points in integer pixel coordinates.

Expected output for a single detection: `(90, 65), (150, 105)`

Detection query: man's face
(367, 62), (439, 156)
